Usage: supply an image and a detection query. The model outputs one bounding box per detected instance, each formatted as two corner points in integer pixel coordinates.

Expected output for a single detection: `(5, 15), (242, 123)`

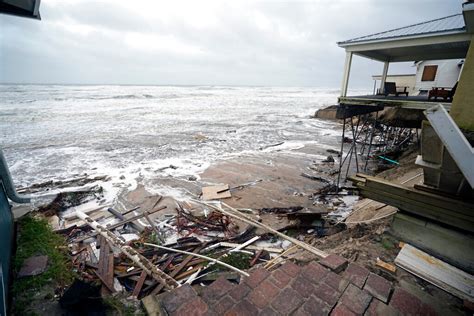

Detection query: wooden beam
(132, 271), (148, 298)
(350, 175), (474, 232)
(360, 175), (473, 215)
(340, 52), (353, 97)
(380, 61), (390, 92)
(425, 104), (474, 187)
(335, 104), (383, 119)
(338, 96), (451, 111)
(359, 189), (473, 232)
(151, 246), (204, 295)
(395, 244), (474, 301)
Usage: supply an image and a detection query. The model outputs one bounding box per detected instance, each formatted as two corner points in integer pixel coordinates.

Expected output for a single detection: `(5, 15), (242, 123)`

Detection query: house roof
(338, 14), (466, 46)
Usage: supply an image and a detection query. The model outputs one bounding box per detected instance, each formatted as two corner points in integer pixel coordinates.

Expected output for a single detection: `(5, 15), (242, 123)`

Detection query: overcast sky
(0, 0), (464, 88)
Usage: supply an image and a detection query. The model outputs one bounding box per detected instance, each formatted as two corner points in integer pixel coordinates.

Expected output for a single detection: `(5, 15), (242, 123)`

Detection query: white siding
(415, 59), (462, 92)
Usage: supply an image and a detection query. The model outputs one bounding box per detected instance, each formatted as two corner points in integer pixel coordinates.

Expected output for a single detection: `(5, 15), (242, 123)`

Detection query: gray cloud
(0, 0), (464, 87)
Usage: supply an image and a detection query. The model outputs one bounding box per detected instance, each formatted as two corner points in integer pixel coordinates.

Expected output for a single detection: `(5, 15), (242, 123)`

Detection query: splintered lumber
(348, 174), (474, 232)
(75, 206), (167, 242)
(76, 211), (179, 290)
(132, 271), (148, 297)
(395, 244), (474, 301)
(151, 246), (204, 295)
(198, 201), (328, 259)
(376, 258), (396, 273)
(264, 245), (299, 269)
(250, 250), (263, 267)
(97, 236), (115, 293)
(219, 242), (283, 254)
(229, 236), (260, 253)
(143, 243), (250, 277)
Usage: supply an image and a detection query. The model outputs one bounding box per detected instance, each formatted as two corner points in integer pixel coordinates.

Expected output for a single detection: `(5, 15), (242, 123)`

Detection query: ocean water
(0, 85), (358, 202)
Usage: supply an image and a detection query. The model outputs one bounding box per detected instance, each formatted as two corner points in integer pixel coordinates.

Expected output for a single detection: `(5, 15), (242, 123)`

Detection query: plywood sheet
(201, 184), (231, 200)
(395, 244), (474, 301)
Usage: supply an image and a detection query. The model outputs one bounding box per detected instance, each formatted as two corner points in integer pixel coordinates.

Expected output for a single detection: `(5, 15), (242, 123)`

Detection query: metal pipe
(0, 149), (30, 204)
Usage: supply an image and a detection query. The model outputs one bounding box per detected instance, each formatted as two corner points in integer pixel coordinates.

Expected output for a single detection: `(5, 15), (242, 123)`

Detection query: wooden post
(340, 51), (353, 97)
(380, 61), (390, 93)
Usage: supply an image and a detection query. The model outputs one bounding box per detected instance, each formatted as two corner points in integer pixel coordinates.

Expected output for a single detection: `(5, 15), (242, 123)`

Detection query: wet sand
(123, 143), (340, 213)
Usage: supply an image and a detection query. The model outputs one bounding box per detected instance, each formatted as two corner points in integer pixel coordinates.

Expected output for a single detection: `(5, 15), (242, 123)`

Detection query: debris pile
(27, 186), (343, 311)
(12, 154), (368, 312)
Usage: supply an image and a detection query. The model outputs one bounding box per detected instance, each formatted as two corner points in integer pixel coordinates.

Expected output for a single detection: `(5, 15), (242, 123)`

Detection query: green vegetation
(380, 235), (395, 250)
(12, 216), (74, 314)
(220, 252), (252, 270)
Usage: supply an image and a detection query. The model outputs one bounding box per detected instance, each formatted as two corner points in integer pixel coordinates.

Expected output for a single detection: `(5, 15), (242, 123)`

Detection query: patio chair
(384, 82), (408, 97)
(428, 82), (458, 101)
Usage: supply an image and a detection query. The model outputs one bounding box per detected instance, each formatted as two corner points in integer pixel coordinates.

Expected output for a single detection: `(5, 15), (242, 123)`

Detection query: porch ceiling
(346, 33), (471, 62)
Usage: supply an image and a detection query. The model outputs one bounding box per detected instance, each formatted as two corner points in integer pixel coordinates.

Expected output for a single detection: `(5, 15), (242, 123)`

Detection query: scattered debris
(12, 142), (453, 314)
(300, 173), (332, 183)
(322, 155), (335, 163)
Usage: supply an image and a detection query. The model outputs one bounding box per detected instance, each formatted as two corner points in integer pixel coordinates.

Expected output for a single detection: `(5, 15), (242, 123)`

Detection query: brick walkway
(156, 255), (443, 315)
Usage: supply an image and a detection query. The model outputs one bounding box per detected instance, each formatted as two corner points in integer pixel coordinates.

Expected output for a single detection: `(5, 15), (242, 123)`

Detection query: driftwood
(143, 243), (250, 277)
(197, 201), (328, 259)
(76, 211), (179, 290)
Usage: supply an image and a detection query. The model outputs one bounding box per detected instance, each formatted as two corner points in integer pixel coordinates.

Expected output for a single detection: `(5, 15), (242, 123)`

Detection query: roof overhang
(339, 32), (471, 62)
(0, 0), (41, 20)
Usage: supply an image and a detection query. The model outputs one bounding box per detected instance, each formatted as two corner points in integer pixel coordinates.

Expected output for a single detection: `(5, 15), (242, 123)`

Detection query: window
(421, 65), (438, 81)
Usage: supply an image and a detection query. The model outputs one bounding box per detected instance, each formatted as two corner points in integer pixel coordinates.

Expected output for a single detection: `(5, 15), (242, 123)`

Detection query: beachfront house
(414, 59), (464, 93)
(335, 3), (474, 273)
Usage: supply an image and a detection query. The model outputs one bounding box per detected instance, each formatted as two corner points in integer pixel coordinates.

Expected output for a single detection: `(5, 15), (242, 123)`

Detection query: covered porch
(337, 13), (471, 110)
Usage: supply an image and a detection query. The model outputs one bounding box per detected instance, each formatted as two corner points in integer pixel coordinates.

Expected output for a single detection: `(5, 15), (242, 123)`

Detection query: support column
(340, 51), (353, 97)
(379, 61), (390, 94)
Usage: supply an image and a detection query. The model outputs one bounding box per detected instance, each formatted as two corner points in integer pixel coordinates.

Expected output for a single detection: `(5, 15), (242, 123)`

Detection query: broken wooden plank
(356, 174), (473, 215)
(376, 258), (396, 273)
(395, 244), (474, 301)
(74, 206), (167, 242)
(358, 187), (473, 233)
(201, 184), (231, 200)
(250, 250), (263, 267)
(201, 201), (328, 259)
(97, 236), (115, 294)
(77, 211), (179, 290)
(219, 242), (282, 254)
(93, 270), (116, 293)
(132, 271), (148, 298)
(144, 243), (250, 277)
(151, 246), (204, 295)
